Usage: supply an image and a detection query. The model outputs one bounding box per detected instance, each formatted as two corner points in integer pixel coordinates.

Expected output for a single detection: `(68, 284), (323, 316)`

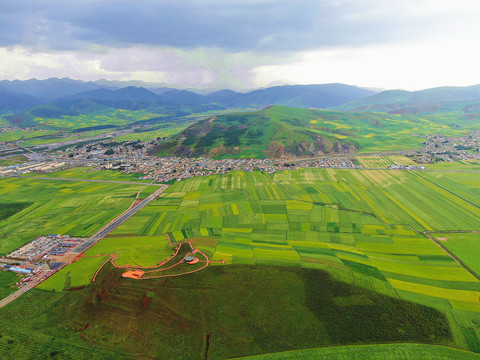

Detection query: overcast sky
(1, 0), (480, 90)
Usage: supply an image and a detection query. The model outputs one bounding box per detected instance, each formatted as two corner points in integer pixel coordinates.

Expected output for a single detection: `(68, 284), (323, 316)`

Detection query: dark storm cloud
(0, 0), (426, 52)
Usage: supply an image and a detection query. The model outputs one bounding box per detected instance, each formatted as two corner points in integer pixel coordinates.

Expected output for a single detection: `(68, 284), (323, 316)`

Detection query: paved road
(71, 185), (168, 254)
(2, 175), (163, 186)
(0, 271), (53, 309)
(0, 185), (168, 309)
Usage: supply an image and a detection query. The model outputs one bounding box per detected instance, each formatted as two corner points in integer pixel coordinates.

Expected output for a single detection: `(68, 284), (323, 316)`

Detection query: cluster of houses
(415, 131), (480, 163)
(0, 161), (65, 175)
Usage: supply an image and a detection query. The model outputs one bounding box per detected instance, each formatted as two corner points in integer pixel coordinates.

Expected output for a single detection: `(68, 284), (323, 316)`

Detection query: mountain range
(336, 84), (480, 114)
(3, 78), (480, 131)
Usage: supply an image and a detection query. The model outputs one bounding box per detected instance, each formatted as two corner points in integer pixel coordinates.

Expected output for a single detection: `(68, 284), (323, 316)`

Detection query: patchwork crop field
(3, 165), (480, 357)
(29, 108), (160, 130)
(356, 155), (415, 168)
(433, 233), (480, 277)
(26, 166), (146, 182)
(0, 177), (146, 254)
(43, 167), (480, 352)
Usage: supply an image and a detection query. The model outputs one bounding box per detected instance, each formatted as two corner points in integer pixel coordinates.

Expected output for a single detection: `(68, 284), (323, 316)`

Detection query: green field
(0, 202), (32, 221)
(235, 343), (480, 360)
(0, 265), (455, 359)
(356, 155), (415, 168)
(0, 129), (57, 142)
(26, 166), (146, 182)
(20, 108), (161, 130)
(0, 177), (145, 254)
(0, 271), (21, 299)
(3, 165), (480, 357)
(424, 159), (480, 171)
(85, 235), (171, 266)
(43, 167), (480, 352)
(0, 154), (28, 166)
(434, 233), (480, 276)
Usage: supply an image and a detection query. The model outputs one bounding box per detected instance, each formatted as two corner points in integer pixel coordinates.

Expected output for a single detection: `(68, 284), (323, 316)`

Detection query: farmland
(16, 108), (161, 130)
(356, 155), (415, 168)
(25, 166), (145, 182)
(2, 165), (480, 357)
(33, 166), (480, 354)
(433, 233), (480, 277)
(0, 176), (146, 254)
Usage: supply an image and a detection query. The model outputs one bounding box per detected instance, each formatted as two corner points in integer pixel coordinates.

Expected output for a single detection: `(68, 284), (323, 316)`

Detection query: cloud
(253, 37), (480, 90)
(3, 0), (477, 52)
(0, 46), (280, 90)
(1, 0), (480, 90)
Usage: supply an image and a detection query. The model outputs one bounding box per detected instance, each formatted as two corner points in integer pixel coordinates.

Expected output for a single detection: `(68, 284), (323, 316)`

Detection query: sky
(1, 0), (480, 91)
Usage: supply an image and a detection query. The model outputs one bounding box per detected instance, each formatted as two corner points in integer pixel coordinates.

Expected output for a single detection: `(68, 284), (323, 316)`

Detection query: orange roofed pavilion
(122, 270), (145, 279)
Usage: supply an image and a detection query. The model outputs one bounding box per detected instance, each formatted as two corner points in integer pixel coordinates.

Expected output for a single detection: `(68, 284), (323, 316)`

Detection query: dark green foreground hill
(153, 105), (477, 158)
(0, 265), (455, 359)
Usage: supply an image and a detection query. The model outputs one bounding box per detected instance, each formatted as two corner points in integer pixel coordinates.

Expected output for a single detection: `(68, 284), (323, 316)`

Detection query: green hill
(153, 105), (478, 158)
(222, 83), (375, 108)
(9, 98), (224, 130)
(337, 84), (480, 115)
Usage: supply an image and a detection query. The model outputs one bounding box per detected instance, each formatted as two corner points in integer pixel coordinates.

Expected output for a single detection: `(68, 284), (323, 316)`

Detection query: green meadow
(0, 271), (21, 299)
(0, 177), (145, 254)
(424, 159), (480, 171)
(235, 343), (480, 360)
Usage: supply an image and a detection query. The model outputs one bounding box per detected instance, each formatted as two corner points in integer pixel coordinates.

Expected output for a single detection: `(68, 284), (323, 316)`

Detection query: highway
(71, 185), (169, 254)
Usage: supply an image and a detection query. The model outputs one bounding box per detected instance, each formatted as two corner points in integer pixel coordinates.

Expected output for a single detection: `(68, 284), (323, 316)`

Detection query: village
(410, 130), (480, 163)
(0, 137), (361, 181)
(1, 130), (480, 182)
(0, 234), (87, 291)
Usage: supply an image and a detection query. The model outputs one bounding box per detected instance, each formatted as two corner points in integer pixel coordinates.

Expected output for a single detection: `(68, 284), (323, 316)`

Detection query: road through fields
(0, 184), (169, 309)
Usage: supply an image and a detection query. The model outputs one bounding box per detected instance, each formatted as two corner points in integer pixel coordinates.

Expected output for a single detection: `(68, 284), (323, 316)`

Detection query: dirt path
(91, 237), (217, 282)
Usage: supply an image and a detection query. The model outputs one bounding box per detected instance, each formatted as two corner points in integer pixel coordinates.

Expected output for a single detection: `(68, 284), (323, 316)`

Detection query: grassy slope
(65, 167), (480, 352)
(233, 343), (480, 360)
(0, 265), (454, 359)
(155, 105), (478, 158)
